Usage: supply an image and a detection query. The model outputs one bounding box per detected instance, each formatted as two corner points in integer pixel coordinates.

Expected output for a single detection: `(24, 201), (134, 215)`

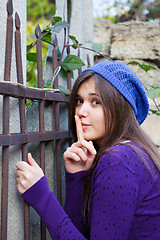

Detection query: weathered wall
(0, 0), (26, 239)
(26, 0), (94, 239)
(94, 19), (160, 150)
(45, 0), (94, 87)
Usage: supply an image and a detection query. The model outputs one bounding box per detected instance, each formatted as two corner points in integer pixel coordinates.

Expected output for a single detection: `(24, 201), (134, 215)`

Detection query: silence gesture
(63, 115), (96, 173)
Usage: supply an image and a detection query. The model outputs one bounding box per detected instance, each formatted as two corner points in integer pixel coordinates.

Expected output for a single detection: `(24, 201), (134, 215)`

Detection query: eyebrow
(76, 93), (100, 97)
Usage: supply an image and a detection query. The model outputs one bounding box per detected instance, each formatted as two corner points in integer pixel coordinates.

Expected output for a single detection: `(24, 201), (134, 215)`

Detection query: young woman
(15, 61), (160, 240)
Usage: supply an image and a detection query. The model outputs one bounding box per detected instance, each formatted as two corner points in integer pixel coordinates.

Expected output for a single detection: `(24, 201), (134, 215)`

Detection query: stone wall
(94, 19), (160, 150)
(0, 0), (27, 239)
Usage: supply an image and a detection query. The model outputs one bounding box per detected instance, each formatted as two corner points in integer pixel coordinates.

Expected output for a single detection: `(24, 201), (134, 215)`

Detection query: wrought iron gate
(0, 0), (83, 239)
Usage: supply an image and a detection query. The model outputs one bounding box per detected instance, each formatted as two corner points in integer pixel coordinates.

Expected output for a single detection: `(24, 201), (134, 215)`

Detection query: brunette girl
(15, 61), (160, 239)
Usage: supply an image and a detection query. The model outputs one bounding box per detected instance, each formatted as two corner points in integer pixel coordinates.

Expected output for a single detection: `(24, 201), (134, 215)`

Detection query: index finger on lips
(75, 115), (84, 141)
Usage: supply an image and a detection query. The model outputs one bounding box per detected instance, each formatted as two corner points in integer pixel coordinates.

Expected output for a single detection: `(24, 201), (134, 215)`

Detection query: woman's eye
(92, 99), (100, 105)
(76, 99), (83, 105)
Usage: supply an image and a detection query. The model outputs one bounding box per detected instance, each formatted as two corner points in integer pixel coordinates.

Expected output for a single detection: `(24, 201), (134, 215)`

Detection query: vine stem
(65, 44), (114, 62)
(28, 27), (114, 64)
(27, 42), (37, 53)
(153, 99), (160, 112)
(27, 30), (50, 53)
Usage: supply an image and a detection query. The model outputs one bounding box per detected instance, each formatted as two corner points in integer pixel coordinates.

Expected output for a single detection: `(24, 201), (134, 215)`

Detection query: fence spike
(4, 0), (13, 82)
(7, 0), (13, 15)
(15, 12), (20, 29)
(77, 48), (82, 75)
(35, 24), (43, 88)
(35, 24), (41, 38)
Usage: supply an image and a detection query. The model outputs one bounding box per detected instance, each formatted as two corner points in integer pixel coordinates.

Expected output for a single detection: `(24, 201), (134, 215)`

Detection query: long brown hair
(69, 70), (160, 217)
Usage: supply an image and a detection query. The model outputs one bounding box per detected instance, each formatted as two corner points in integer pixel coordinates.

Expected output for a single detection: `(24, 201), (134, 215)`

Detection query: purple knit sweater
(22, 143), (160, 239)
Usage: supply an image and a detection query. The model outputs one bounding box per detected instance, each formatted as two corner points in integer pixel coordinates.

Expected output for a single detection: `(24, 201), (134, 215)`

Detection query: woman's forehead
(77, 77), (99, 94)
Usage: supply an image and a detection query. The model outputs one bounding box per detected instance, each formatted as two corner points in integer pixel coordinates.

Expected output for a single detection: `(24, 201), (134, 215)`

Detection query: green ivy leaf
(147, 87), (160, 101)
(149, 109), (160, 116)
(69, 35), (79, 45)
(29, 33), (37, 39)
(57, 47), (61, 60)
(41, 31), (52, 44)
(51, 16), (62, 26)
(71, 44), (78, 49)
(127, 61), (157, 72)
(41, 27), (50, 32)
(91, 43), (103, 52)
(61, 55), (85, 71)
(51, 21), (69, 33)
(100, 42), (111, 46)
(27, 43), (34, 51)
(59, 66), (74, 79)
(58, 85), (71, 95)
(127, 61), (141, 67)
(27, 52), (37, 62)
(44, 80), (52, 88)
(141, 64), (157, 72)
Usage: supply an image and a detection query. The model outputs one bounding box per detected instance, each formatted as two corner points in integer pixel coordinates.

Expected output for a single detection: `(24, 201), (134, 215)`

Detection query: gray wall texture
(0, 0), (26, 239)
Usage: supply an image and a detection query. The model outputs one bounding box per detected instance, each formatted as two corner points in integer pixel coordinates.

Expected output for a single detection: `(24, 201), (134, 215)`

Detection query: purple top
(22, 143), (160, 239)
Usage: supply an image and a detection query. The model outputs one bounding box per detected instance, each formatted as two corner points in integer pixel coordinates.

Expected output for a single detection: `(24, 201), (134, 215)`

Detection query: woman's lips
(81, 122), (91, 129)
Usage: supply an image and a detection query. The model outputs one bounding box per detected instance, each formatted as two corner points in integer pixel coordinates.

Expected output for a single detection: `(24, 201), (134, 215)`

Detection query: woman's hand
(15, 153), (44, 195)
(63, 115), (97, 173)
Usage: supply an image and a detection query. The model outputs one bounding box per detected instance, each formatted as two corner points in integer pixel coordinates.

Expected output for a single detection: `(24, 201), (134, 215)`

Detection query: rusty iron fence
(0, 0), (91, 239)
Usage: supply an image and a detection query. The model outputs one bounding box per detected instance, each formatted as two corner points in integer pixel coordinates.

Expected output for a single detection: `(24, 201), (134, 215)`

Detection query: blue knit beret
(82, 61), (149, 125)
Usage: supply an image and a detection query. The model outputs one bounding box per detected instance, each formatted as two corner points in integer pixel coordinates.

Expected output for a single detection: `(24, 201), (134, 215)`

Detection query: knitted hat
(82, 61), (149, 125)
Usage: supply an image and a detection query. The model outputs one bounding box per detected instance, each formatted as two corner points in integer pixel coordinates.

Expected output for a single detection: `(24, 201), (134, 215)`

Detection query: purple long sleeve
(22, 176), (86, 239)
(22, 143), (160, 239)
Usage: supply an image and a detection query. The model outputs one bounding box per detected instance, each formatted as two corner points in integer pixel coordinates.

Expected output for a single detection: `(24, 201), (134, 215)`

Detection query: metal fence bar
(55, 106), (61, 204)
(78, 48), (82, 76)
(1, 1), (13, 239)
(15, 12), (30, 240)
(15, 12), (23, 85)
(87, 54), (91, 68)
(53, 35), (58, 89)
(3, 0), (13, 82)
(35, 24), (46, 240)
(0, 0), (75, 238)
(66, 46), (71, 91)
(52, 35), (62, 204)
(0, 82), (69, 102)
(0, 131), (71, 147)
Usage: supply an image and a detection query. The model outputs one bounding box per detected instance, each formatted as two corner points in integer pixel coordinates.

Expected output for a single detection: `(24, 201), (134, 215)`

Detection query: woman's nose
(77, 103), (88, 118)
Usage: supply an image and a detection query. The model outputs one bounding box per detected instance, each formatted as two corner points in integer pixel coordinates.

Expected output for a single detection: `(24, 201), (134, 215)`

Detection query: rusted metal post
(15, 12), (30, 240)
(15, 12), (23, 84)
(87, 54), (91, 68)
(53, 35), (58, 89)
(66, 45), (71, 91)
(35, 24), (46, 240)
(95, 55), (98, 64)
(66, 45), (72, 148)
(53, 34), (62, 204)
(1, 0), (13, 239)
(78, 48), (82, 76)
(3, 0), (13, 82)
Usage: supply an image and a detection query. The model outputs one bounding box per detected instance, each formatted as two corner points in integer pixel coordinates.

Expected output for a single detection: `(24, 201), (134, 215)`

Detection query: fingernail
(92, 149), (97, 155)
